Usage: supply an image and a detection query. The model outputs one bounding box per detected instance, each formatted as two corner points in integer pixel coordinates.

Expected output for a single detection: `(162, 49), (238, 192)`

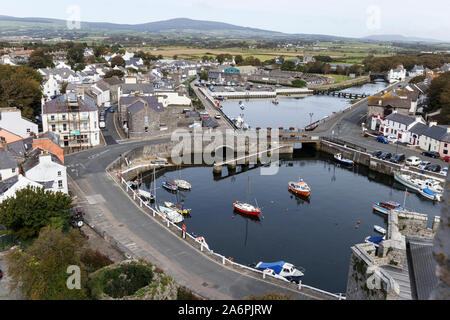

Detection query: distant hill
(362, 34), (442, 43)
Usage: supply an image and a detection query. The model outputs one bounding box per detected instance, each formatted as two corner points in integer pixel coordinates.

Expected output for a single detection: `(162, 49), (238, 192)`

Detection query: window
(12, 168), (16, 173)
(51, 124), (56, 132)
(27, 128), (31, 133)
(63, 124), (67, 131)
(51, 115), (55, 121)
(58, 171), (61, 177)
(145, 127), (149, 133)
(58, 180), (63, 189)
(62, 115), (66, 120)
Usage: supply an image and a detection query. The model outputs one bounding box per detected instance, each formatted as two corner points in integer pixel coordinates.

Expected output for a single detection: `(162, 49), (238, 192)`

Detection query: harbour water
(220, 81), (389, 129)
(140, 149), (441, 294)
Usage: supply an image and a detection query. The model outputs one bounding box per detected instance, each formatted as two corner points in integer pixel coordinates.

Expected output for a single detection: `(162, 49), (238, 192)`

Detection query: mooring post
(298, 280), (302, 290)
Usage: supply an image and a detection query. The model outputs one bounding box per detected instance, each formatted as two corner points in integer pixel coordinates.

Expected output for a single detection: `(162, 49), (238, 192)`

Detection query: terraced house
(41, 94), (100, 150)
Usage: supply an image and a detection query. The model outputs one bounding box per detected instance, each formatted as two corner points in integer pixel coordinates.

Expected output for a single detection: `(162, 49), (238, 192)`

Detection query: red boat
(233, 201), (261, 216)
(288, 179), (311, 197)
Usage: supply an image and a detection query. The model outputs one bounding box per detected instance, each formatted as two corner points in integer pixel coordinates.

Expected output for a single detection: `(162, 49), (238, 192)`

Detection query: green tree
(426, 71), (450, 124)
(28, 48), (54, 69)
(66, 43), (85, 67)
(110, 55), (126, 68)
(0, 64), (43, 119)
(291, 79), (307, 88)
(104, 70), (125, 79)
(6, 227), (89, 300)
(0, 186), (73, 241)
(93, 45), (107, 58)
(281, 60), (296, 71)
(199, 71), (209, 81)
(234, 55), (244, 65)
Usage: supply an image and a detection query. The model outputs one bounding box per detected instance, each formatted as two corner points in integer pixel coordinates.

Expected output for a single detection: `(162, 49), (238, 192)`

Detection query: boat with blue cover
(419, 188), (442, 201)
(365, 235), (385, 247)
(334, 153), (354, 166)
(252, 261), (305, 283)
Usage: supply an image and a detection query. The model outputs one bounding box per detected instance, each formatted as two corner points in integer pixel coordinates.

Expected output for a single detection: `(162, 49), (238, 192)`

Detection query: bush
(81, 249), (113, 273)
(99, 262), (154, 298)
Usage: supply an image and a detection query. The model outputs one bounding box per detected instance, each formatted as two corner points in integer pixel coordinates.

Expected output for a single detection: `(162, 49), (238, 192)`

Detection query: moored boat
(195, 236), (209, 250)
(158, 206), (184, 224)
(374, 225), (386, 235)
(233, 201), (261, 216)
(372, 201), (403, 215)
(164, 201), (192, 215)
(365, 235), (385, 247)
(334, 153), (354, 166)
(139, 189), (155, 202)
(253, 261), (305, 283)
(162, 181), (178, 192)
(419, 188), (442, 202)
(288, 179), (311, 197)
(151, 157), (169, 165)
(174, 179), (192, 190)
(394, 171), (443, 195)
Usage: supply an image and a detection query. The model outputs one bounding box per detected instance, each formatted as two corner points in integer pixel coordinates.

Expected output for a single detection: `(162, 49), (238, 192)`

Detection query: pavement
(66, 138), (337, 300)
(0, 252), (23, 300)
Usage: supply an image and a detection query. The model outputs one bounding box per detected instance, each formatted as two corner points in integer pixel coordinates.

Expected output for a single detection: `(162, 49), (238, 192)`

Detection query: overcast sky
(2, 0), (450, 41)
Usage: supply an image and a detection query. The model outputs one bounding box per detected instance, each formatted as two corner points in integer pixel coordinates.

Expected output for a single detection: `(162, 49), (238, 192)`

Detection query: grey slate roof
(0, 150), (18, 170)
(42, 95), (97, 114)
(409, 123), (428, 136)
(386, 113), (416, 126)
(125, 96), (164, 114)
(128, 101), (146, 115)
(407, 239), (437, 300)
(121, 84), (154, 95)
(421, 125), (447, 141)
(0, 175), (18, 194)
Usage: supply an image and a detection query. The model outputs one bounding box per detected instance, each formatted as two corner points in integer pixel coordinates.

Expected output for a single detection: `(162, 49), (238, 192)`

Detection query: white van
(99, 121), (106, 129)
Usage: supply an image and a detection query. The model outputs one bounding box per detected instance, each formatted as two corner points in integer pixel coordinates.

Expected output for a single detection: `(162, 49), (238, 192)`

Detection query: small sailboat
(419, 188), (442, 202)
(334, 153), (354, 166)
(158, 205), (184, 224)
(288, 178), (311, 197)
(162, 181), (178, 192)
(272, 98), (279, 105)
(233, 176), (261, 217)
(374, 225), (387, 235)
(164, 201), (192, 215)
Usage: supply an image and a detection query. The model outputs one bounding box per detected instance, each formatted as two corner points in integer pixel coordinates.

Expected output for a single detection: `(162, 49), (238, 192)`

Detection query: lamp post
(309, 113), (314, 125)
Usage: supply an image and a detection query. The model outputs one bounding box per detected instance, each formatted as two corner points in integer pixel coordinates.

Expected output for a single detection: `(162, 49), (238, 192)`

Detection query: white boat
(394, 171), (443, 195)
(254, 261), (305, 283)
(139, 189), (155, 202)
(374, 225), (386, 235)
(158, 206), (184, 224)
(334, 153), (354, 166)
(174, 179), (192, 190)
(195, 236), (209, 250)
(419, 188), (442, 202)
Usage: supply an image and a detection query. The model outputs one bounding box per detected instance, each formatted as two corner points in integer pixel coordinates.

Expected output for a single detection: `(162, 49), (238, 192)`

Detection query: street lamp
(309, 113), (314, 125)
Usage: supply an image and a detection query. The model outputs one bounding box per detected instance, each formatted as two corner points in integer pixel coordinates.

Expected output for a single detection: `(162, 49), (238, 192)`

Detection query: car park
(390, 153), (405, 164)
(406, 156), (421, 166)
(379, 152), (392, 160)
(440, 167), (448, 176)
(371, 150), (382, 158)
(376, 136), (389, 144)
(425, 164), (441, 172)
(422, 151), (440, 158)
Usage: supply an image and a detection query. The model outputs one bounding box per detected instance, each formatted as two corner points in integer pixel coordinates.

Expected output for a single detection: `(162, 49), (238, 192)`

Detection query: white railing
(117, 172), (345, 300)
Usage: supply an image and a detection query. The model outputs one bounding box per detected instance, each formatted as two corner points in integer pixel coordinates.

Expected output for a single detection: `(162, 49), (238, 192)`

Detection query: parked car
(406, 156), (421, 166)
(109, 107), (115, 113)
(390, 153), (405, 164)
(376, 136), (389, 144)
(440, 167), (448, 176)
(214, 115), (221, 120)
(371, 150), (382, 158)
(379, 152), (392, 160)
(425, 164), (441, 173)
(99, 121), (106, 129)
(418, 161), (431, 170)
(422, 151), (440, 158)
(387, 135), (398, 144)
(443, 156), (450, 163)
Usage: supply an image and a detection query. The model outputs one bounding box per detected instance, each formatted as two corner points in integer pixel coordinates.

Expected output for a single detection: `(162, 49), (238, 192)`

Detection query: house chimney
(0, 137), (7, 151)
(429, 121), (438, 127)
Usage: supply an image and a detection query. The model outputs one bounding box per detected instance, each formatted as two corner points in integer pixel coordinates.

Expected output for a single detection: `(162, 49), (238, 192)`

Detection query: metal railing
(115, 172), (346, 300)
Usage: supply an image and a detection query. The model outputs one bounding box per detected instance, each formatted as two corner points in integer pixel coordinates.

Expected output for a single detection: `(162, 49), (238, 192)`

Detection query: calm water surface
(141, 150), (441, 293)
(220, 81), (389, 129)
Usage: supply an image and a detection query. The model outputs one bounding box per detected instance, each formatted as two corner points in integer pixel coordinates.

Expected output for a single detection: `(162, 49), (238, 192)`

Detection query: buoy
(357, 221), (361, 224)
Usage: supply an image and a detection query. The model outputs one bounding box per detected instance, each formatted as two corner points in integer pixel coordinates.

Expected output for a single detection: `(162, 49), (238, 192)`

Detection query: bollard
(167, 220), (170, 228)
(140, 199), (142, 207)
(201, 244), (204, 252)
(222, 256), (225, 265)
(298, 280), (302, 290)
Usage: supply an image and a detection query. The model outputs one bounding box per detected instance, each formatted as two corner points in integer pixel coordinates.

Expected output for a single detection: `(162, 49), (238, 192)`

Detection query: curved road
(66, 139), (337, 300)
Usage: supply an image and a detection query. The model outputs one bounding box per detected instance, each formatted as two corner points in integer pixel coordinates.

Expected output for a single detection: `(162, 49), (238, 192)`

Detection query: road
(66, 139), (336, 300)
(101, 105), (122, 146)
